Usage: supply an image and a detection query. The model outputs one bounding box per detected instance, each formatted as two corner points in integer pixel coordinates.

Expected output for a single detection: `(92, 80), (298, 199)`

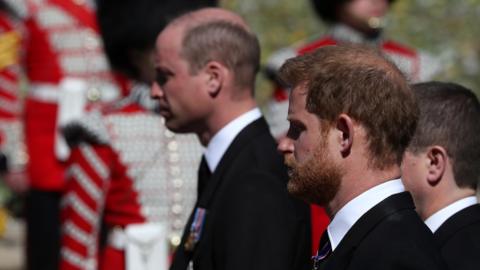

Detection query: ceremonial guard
(59, 1), (216, 269)
(0, 1), (26, 188)
(59, 85), (203, 270)
(0, 0), (25, 242)
(264, 0), (440, 254)
(1, 0), (128, 269)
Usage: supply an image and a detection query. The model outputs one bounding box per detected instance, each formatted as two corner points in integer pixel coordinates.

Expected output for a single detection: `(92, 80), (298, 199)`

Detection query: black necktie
(312, 230), (332, 270)
(197, 156), (211, 197)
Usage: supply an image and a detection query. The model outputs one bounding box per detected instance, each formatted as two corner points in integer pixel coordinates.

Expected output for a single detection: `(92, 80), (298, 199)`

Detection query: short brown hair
(181, 20), (260, 91)
(409, 82), (480, 189)
(279, 44), (418, 169)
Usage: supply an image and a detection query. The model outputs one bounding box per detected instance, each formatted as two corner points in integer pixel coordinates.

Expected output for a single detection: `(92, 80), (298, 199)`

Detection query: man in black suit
(151, 8), (311, 270)
(402, 81), (480, 270)
(277, 44), (446, 270)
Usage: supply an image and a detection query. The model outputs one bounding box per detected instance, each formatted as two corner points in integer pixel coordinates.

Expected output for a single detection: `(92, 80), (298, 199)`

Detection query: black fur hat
(97, 0), (218, 80)
(310, 0), (396, 23)
(0, 0), (18, 17)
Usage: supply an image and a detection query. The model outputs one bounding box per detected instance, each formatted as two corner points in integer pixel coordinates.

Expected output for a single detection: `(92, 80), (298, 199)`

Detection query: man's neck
(421, 186), (476, 220)
(327, 166), (401, 217)
(198, 99), (257, 146)
(424, 195), (478, 232)
(325, 178), (404, 250)
(201, 107), (261, 172)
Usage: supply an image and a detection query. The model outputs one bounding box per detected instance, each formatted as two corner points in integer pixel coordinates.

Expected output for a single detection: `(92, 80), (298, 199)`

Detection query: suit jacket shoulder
(434, 204), (480, 270)
(321, 192), (446, 270)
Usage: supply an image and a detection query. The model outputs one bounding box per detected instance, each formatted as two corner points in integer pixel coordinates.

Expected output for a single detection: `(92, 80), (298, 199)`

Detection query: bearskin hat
(310, 0), (396, 23)
(97, 0), (218, 81)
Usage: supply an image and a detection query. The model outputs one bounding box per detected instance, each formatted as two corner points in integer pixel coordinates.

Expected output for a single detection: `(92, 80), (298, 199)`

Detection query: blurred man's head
(311, 0), (394, 34)
(277, 44), (418, 211)
(402, 82), (480, 219)
(151, 8), (260, 142)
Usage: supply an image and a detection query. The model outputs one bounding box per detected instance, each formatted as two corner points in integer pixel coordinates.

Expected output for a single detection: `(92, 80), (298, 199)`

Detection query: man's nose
(277, 136), (294, 154)
(150, 82), (164, 99)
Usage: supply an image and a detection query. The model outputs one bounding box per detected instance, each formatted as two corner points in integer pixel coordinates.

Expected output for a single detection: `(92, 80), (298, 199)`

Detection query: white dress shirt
(203, 108), (262, 172)
(424, 196), (478, 233)
(327, 179), (405, 251)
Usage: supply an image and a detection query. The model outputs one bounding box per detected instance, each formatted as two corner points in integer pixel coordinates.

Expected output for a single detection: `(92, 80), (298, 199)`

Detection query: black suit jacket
(434, 203), (480, 270)
(170, 117), (311, 270)
(319, 192), (446, 270)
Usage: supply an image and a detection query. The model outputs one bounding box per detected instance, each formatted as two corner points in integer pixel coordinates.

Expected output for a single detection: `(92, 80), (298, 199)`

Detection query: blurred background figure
(0, 0), (27, 231)
(264, 0), (440, 140)
(402, 81), (480, 270)
(0, 2), (28, 269)
(1, 0), (129, 269)
(59, 1), (216, 270)
(0, 1), (25, 193)
(262, 0), (441, 255)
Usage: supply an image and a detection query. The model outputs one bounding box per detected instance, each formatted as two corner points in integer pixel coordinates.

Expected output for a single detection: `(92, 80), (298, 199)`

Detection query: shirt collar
(204, 108), (262, 172)
(425, 196), (478, 233)
(327, 179), (405, 251)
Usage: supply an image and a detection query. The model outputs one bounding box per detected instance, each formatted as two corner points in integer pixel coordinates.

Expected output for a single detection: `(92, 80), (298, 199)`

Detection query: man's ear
(336, 114), (354, 157)
(204, 61), (225, 98)
(425, 146), (447, 186)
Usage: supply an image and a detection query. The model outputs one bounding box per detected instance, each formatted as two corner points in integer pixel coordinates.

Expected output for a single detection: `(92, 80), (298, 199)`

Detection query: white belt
(107, 223), (169, 270)
(29, 84), (60, 103)
(28, 81), (121, 103)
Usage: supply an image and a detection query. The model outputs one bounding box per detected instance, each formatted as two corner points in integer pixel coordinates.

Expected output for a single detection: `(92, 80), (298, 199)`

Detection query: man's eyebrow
(155, 66), (174, 75)
(287, 118), (305, 127)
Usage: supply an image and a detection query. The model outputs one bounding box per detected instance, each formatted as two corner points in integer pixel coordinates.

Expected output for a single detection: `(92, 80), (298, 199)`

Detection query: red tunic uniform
(0, 10), (26, 174)
(59, 87), (203, 270)
(264, 23), (440, 254)
(4, 0), (125, 191)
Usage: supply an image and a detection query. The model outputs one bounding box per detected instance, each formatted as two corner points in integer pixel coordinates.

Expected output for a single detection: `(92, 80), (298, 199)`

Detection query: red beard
(285, 142), (343, 206)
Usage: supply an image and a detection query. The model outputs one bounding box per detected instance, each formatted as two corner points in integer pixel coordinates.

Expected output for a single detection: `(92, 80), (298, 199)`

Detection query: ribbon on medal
(184, 207), (207, 252)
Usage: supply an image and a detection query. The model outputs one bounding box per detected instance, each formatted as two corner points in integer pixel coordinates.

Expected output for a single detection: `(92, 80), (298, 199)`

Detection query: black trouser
(26, 189), (61, 270)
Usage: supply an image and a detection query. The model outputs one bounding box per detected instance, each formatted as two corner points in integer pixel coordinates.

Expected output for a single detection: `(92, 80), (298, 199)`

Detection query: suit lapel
(434, 204), (480, 247)
(175, 117), (270, 268)
(197, 117), (269, 208)
(322, 192), (415, 270)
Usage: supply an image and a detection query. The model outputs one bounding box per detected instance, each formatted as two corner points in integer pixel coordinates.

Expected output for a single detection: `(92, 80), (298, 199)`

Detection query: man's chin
(287, 180), (320, 205)
(287, 182), (309, 203)
(164, 119), (195, 134)
(164, 119), (181, 132)
(287, 179), (336, 206)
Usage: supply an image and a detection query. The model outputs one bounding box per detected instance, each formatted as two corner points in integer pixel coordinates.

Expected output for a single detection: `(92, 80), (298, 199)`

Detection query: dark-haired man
(402, 81), (480, 270)
(151, 7), (311, 270)
(278, 44), (446, 270)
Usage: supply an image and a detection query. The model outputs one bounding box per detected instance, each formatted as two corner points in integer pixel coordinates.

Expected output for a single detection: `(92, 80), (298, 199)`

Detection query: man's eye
(156, 72), (168, 86)
(287, 123), (303, 140)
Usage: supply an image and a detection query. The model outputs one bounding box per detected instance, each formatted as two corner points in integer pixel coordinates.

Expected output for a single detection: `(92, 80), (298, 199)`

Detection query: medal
(184, 233), (196, 251)
(184, 207), (207, 252)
